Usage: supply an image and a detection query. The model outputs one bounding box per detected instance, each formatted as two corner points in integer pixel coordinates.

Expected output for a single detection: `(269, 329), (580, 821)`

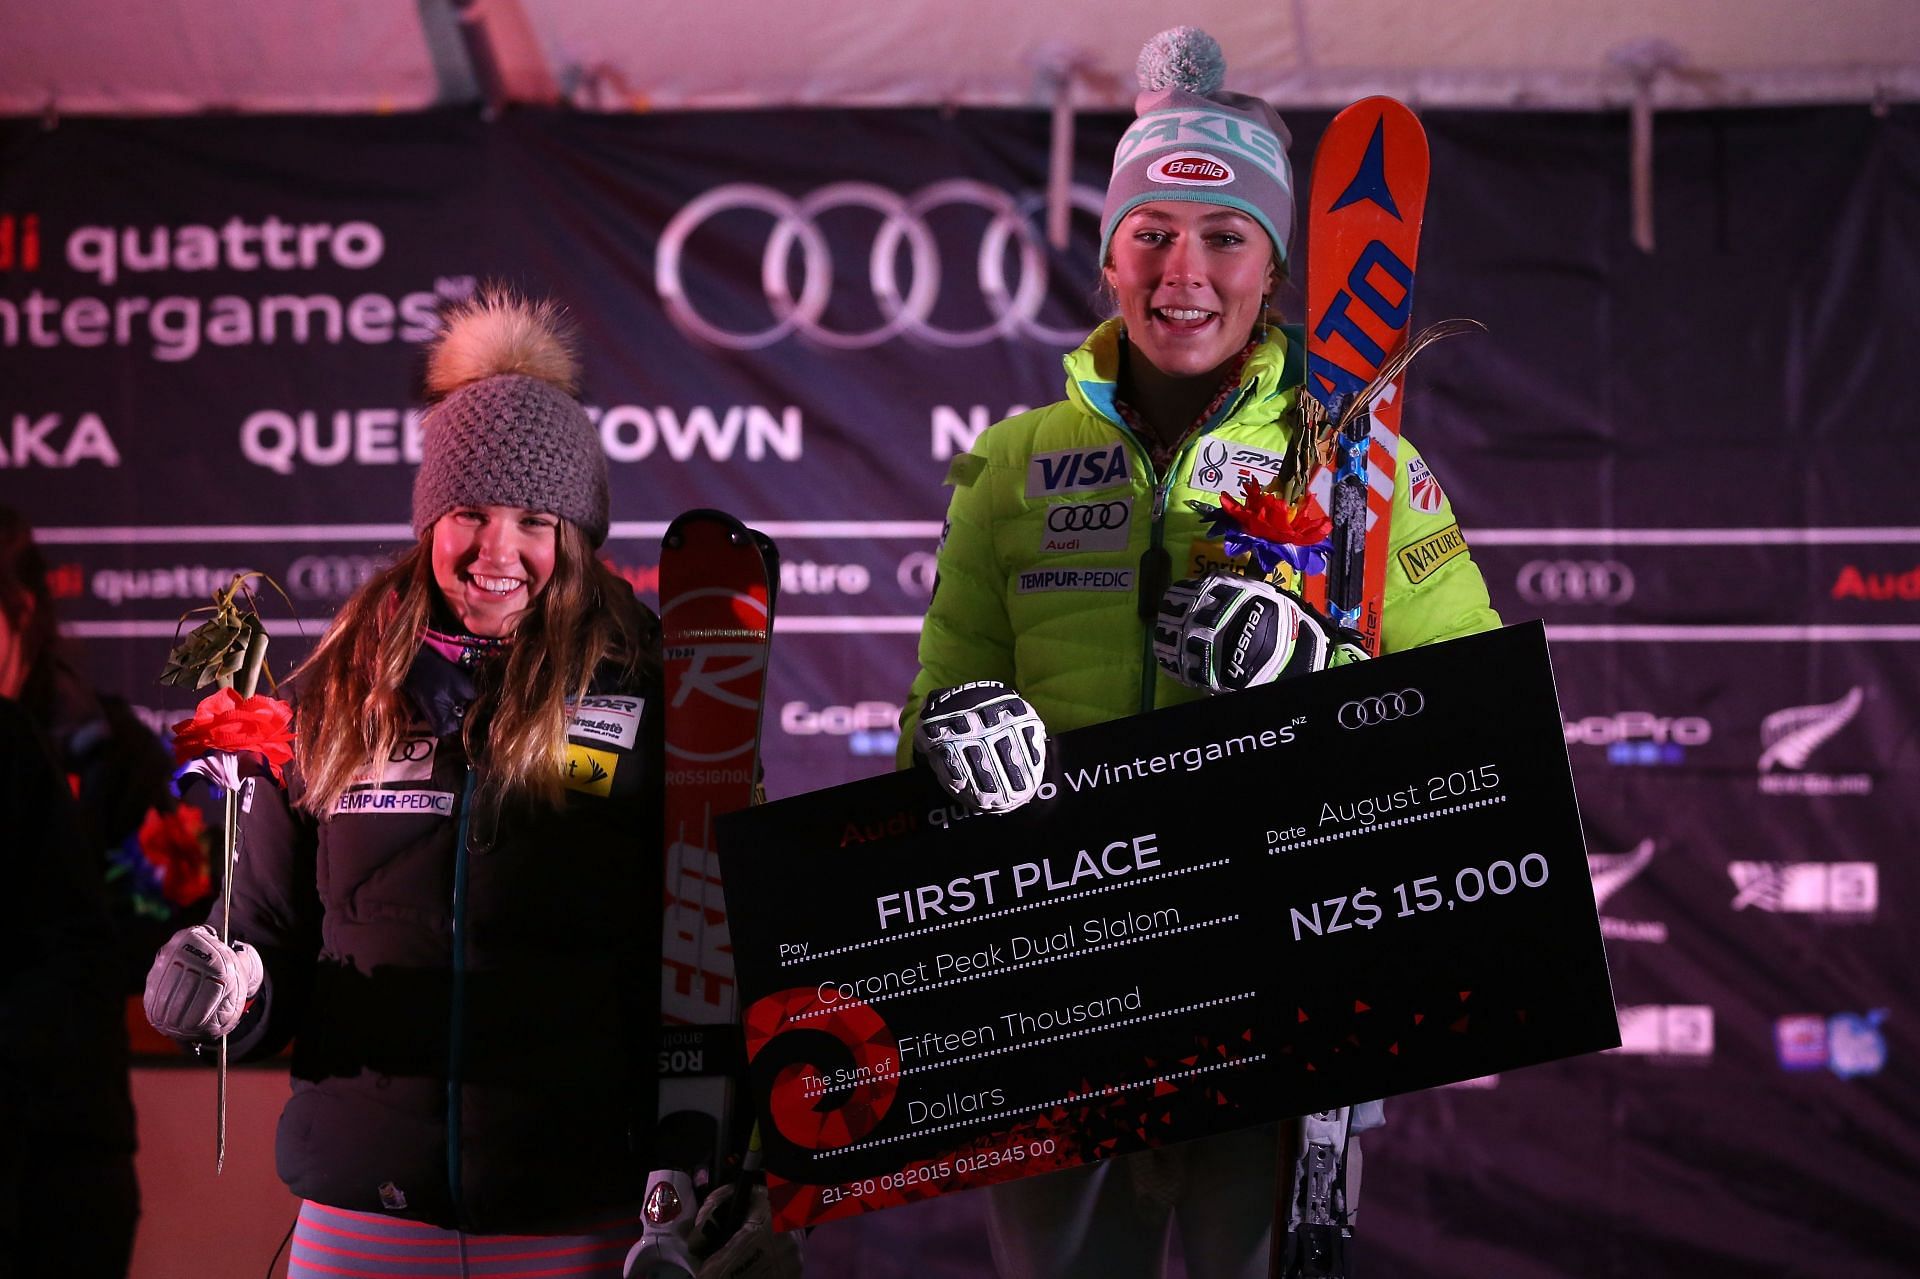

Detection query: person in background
(899, 27), (1500, 1279)
(0, 508), (153, 1278)
(139, 292), (798, 1279)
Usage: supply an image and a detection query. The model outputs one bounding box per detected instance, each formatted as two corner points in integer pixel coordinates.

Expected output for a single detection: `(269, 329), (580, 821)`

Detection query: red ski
(653, 510), (777, 1189)
(1298, 97), (1431, 658)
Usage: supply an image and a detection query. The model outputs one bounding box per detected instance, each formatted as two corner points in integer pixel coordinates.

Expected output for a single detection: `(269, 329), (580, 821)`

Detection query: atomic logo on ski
(1328, 119), (1402, 219)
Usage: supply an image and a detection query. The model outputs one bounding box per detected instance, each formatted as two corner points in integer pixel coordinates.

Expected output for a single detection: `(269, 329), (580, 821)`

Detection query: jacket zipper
(1116, 384), (1258, 714)
(446, 764), (477, 1219)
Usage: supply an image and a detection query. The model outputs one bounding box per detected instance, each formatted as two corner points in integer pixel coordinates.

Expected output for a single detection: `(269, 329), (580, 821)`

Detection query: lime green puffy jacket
(899, 319), (1501, 755)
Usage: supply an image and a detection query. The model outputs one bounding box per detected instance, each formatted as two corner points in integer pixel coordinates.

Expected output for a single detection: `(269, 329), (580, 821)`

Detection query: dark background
(2, 103), (1915, 1276)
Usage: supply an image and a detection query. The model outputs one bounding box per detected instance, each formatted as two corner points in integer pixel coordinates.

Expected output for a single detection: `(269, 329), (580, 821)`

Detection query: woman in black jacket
(142, 292), (790, 1277)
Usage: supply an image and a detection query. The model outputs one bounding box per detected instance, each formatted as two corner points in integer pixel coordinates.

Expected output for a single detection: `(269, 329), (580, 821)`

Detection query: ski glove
(692, 1182), (802, 1279)
(913, 681), (1048, 814)
(143, 924), (264, 1043)
(1155, 575), (1360, 693)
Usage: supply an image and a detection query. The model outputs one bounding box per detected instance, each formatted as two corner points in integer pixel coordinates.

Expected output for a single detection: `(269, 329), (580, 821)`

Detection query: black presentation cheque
(717, 622), (1618, 1231)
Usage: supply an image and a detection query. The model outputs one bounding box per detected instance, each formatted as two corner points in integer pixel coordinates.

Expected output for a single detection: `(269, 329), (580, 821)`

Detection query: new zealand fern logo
(1758, 687), (1872, 796)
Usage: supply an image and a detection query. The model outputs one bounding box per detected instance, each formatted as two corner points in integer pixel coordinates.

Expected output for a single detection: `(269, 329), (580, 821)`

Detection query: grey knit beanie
(411, 291), (610, 546)
(1099, 27), (1295, 270)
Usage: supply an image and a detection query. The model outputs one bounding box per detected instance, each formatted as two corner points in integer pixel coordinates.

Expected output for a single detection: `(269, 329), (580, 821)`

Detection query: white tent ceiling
(4, 0), (1918, 117)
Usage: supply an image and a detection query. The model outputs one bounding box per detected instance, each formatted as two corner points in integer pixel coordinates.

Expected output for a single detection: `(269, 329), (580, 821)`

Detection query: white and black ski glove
(142, 923), (264, 1042)
(912, 680), (1048, 814)
(1154, 574), (1359, 693)
(691, 1182), (801, 1279)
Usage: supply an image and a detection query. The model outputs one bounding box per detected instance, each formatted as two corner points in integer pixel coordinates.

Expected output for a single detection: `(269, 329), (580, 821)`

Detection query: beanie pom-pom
(1136, 26), (1225, 96)
(426, 289), (580, 399)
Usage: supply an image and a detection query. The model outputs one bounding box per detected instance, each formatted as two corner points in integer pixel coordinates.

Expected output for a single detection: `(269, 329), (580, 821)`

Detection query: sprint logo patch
(1397, 524), (1468, 584)
(563, 743), (619, 796)
(1187, 539), (1301, 592)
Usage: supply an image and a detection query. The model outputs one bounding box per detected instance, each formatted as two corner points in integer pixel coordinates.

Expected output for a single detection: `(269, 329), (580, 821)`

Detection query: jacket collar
(1061, 317), (1300, 438)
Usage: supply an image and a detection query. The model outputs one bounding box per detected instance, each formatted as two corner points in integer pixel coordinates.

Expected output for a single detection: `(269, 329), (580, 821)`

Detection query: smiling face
(429, 505), (559, 638)
(1103, 201), (1280, 385)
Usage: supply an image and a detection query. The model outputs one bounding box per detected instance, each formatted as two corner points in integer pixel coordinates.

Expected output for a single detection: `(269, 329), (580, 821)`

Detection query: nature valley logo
(1396, 524), (1466, 585)
(1587, 838), (1667, 943)
(1758, 687), (1872, 796)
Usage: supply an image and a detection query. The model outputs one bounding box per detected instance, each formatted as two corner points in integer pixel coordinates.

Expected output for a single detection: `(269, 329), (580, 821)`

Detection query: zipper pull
(1152, 480), (1172, 522)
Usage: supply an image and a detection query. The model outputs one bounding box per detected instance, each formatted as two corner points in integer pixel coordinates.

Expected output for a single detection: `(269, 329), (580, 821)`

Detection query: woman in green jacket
(900, 26), (1501, 1279)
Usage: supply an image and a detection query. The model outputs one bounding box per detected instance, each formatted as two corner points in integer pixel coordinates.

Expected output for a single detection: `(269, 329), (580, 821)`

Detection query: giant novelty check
(717, 622), (1617, 1231)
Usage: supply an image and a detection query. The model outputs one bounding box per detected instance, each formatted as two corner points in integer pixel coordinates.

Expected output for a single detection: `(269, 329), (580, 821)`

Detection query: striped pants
(288, 1201), (640, 1279)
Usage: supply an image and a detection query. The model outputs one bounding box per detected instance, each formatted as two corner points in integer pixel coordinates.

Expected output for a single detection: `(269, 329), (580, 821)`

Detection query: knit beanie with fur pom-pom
(410, 290), (609, 546)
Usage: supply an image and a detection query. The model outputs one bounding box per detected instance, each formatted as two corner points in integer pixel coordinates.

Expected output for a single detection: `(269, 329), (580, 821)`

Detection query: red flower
(138, 804), (212, 907)
(1219, 479), (1332, 546)
(171, 688), (296, 782)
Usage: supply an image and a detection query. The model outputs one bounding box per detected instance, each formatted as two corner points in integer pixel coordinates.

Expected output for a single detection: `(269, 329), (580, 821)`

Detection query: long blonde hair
(293, 519), (653, 816)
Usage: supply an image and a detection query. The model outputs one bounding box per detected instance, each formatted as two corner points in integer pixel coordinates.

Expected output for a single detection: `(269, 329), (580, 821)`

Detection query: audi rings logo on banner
(389, 738), (434, 763)
(288, 554), (382, 600)
(1517, 560), (1635, 605)
(1047, 501), (1129, 532)
(1337, 690), (1426, 729)
(656, 179), (1106, 350)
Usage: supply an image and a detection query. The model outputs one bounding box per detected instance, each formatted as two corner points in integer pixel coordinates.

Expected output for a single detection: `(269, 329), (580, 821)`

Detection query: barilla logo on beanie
(1114, 110), (1287, 185)
(1148, 151), (1236, 186)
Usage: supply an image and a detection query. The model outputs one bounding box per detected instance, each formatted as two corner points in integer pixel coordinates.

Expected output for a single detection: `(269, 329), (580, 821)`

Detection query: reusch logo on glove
(1148, 151), (1235, 186)
(1227, 600), (1266, 683)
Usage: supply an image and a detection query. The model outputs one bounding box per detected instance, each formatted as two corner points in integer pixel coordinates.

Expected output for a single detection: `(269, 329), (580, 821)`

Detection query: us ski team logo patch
(1407, 457), (1446, 513)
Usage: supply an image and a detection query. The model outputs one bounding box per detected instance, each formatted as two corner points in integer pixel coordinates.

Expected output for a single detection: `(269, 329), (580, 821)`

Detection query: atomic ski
(1298, 97), (1431, 658)
(650, 510), (777, 1209)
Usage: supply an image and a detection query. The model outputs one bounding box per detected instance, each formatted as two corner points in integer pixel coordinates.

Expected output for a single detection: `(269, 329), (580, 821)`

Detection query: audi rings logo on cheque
(1047, 501), (1129, 532)
(656, 179), (1106, 350)
(1517, 560), (1635, 605)
(287, 554), (382, 600)
(1337, 690), (1426, 729)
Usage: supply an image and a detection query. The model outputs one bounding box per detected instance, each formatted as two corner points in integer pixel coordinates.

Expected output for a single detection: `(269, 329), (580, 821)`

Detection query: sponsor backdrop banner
(3, 105), (1915, 1275)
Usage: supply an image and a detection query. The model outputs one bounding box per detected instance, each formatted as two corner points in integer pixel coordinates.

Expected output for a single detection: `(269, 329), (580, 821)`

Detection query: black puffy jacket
(228, 629), (663, 1233)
